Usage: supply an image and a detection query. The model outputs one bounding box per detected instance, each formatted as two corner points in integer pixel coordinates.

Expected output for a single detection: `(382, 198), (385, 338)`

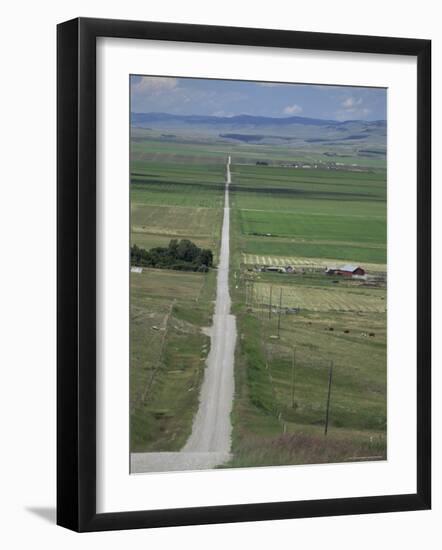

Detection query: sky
(130, 75), (386, 122)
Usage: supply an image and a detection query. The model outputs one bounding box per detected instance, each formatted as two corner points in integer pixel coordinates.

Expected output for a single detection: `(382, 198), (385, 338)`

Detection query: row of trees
(131, 239), (213, 272)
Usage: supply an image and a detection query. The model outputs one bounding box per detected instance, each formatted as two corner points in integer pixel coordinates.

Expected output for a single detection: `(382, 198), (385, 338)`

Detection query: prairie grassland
(229, 156), (387, 467)
(130, 268), (217, 451)
(130, 138), (225, 452)
(228, 288), (387, 467)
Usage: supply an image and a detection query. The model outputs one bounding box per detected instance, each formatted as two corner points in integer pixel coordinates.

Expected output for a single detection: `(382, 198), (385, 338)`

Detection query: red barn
(336, 264), (365, 277)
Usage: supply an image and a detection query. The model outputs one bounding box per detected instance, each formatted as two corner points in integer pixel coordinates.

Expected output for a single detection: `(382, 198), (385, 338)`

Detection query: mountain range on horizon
(131, 111), (386, 153)
(131, 111), (387, 128)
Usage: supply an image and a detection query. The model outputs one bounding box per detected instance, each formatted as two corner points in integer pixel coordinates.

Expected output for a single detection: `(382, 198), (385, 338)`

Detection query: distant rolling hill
(131, 112), (341, 127)
(131, 112), (386, 154)
(131, 112), (386, 129)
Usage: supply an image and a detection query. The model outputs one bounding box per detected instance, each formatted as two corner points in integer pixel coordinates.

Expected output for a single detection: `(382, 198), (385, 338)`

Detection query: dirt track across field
(131, 156), (236, 474)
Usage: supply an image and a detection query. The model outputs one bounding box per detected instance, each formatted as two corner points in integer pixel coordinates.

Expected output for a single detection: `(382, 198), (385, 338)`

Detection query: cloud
(334, 96), (372, 120)
(130, 76), (184, 112)
(341, 97), (363, 109)
(132, 76), (178, 95)
(283, 104), (303, 115)
(256, 82), (283, 88)
(131, 77), (249, 115)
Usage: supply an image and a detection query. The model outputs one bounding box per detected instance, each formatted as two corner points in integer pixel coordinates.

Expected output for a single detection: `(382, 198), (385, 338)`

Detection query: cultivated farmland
(252, 281), (386, 313)
(130, 114), (387, 467)
(243, 254), (387, 273)
(230, 163), (386, 268)
(130, 140), (226, 452)
(228, 144), (387, 467)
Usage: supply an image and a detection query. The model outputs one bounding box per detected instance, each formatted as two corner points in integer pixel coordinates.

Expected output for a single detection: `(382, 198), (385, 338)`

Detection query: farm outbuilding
(264, 266), (285, 273)
(325, 265), (365, 277)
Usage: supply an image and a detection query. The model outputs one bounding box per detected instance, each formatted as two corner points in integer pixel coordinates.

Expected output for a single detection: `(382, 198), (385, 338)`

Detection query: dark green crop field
(131, 161), (225, 208)
(230, 162), (386, 267)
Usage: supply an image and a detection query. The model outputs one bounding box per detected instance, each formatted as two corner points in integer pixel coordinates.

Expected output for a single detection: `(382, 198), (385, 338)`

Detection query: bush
(131, 240), (213, 272)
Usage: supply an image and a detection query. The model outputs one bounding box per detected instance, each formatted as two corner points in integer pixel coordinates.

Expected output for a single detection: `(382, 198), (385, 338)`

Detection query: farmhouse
(325, 264), (366, 277)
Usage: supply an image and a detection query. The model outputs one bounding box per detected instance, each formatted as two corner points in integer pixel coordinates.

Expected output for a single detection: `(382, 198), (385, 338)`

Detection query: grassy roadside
(130, 260), (218, 452)
(228, 291), (386, 467)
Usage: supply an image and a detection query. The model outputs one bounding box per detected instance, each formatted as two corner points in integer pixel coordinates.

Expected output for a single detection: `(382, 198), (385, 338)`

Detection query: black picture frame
(57, 17), (431, 532)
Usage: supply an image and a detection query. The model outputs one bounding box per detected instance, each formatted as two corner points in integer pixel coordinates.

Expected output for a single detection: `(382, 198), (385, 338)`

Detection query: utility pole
(277, 287), (283, 338)
(324, 360), (334, 436)
(291, 348), (296, 408)
(268, 286), (273, 319)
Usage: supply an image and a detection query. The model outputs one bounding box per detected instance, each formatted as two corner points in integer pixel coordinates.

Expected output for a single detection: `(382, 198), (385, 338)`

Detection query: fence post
(291, 348), (296, 408)
(268, 285), (273, 319)
(324, 360), (334, 435)
(277, 287), (283, 337)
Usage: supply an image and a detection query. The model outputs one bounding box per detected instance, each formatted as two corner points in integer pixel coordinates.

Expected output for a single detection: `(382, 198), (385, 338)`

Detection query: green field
(130, 130), (387, 466)
(230, 163), (386, 268)
(229, 307), (386, 467)
(130, 262), (219, 452)
(227, 146), (387, 467)
(131, 126), (387, 168)
(130, 141), (226, 451)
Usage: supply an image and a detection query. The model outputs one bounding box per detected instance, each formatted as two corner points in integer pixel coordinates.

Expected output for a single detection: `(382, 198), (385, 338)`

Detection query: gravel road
(131, 156), (236, 474)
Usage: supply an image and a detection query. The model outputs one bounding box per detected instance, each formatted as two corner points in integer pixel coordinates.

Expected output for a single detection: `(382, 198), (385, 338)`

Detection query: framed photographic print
(57, 17), (431, 532)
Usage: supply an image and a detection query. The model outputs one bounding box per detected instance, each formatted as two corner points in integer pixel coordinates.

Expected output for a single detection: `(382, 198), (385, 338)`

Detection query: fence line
(131, 299), (176, 414)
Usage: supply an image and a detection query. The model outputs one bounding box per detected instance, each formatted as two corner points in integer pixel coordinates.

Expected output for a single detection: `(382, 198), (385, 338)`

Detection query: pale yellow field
(253, 283), (386, 313)
(243, 253), (387, 273)
(131, 204), (221, 240)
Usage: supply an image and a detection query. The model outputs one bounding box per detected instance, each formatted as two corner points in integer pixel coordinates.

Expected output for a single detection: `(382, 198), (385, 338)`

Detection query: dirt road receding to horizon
(131, 156), (236, 474)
